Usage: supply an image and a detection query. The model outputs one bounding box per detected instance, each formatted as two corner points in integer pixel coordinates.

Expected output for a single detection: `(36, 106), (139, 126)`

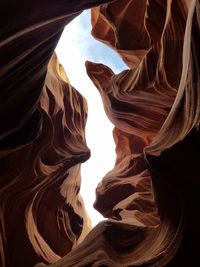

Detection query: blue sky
(78, 10), (127, 72)
(56, 10), (127, 226)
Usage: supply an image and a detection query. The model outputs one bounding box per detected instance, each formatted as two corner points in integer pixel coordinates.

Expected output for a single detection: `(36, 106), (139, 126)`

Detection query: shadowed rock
(0, 1), (114, 266)
(0, 0), (200, 266)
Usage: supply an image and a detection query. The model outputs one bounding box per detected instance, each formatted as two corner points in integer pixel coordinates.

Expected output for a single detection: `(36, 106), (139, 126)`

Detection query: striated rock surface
(0, 1), (114, 266)
(0, 52), (92, 267)
(0, 0), (200, 267)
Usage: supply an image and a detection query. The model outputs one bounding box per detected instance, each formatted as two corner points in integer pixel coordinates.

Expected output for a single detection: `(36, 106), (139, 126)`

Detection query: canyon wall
(0, 0), (200, 266)
(0, 1), (113, 266)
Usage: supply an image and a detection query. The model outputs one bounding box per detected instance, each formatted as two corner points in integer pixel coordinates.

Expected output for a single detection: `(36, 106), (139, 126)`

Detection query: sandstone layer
(0, 0), (200, 267)
(0, 1), (113, 266)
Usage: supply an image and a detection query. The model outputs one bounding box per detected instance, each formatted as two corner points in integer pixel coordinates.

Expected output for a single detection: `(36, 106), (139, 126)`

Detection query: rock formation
(0, 0), (200, 266)
(0, 1), (113, 266)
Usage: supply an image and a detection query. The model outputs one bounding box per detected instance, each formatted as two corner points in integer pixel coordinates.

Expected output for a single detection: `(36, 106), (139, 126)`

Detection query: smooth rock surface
(0, 0), (200, 266)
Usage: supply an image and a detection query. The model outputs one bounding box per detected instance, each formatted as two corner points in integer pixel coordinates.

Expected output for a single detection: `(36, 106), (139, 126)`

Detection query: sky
(56, 10), (127, 226)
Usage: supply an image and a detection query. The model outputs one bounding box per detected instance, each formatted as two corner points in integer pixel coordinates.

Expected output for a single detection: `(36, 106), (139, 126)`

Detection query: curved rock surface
(0, 0), (200, 267)
(0, 50), (92, 267)
(0, 1), (113, 266)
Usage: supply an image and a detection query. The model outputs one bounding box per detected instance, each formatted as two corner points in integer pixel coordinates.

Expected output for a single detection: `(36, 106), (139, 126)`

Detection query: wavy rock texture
(48, 0), (199, 266)
(0, 51), (93, 267)
(0, 1), (114, 267)
(0, 0), (200, 267)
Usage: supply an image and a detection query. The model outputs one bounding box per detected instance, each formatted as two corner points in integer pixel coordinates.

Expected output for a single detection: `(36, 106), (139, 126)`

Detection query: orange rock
(0, 0), (200, 266)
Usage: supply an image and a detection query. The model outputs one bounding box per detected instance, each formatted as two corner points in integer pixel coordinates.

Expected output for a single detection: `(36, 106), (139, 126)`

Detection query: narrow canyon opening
(56, 10), (127, 226)
(1, 1), (199, 266)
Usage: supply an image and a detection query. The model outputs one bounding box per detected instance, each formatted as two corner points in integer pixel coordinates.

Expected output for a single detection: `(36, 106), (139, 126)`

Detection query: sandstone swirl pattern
(0, 1), (113, 266)
(0, 0), (200, 267)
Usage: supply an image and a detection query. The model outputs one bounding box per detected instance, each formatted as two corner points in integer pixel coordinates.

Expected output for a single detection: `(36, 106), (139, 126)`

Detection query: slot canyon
(0, 0), (200, 266)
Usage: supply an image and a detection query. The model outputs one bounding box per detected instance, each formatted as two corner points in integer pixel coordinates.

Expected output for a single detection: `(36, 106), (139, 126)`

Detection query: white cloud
(56, 10), (126, 226)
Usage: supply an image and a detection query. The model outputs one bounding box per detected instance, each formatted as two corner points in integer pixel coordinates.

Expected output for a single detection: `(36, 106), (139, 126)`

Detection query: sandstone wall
(0, 0), (200, 266)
